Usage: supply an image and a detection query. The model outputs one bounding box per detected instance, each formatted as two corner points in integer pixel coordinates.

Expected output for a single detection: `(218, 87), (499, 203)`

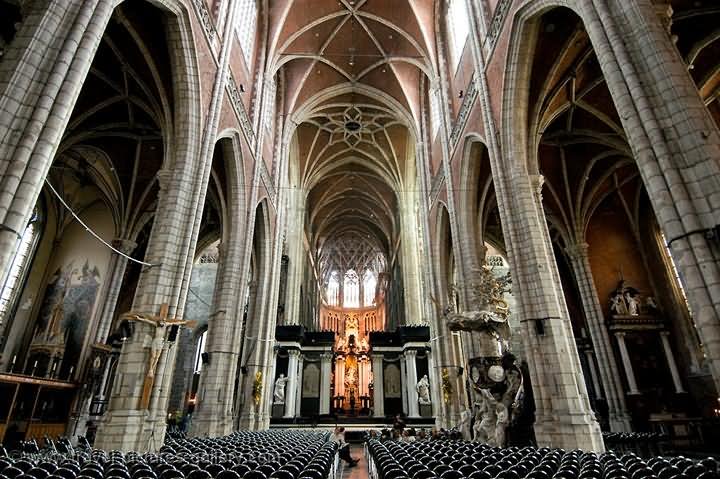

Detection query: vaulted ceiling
(269, 0), (436, 281)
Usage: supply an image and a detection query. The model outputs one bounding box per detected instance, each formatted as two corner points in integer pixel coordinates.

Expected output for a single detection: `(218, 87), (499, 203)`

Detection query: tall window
(326, 271), (340, 306)
(661, 233), (691, 314)
(236, 0), (258, 68)
(0, 208), (41, 327)
(343, 270), (360, 308)
(193, 329), (208, 374)
(448, 0), (470, 72)
(429, 87), (442, 138)
(362, 270), (376, 307)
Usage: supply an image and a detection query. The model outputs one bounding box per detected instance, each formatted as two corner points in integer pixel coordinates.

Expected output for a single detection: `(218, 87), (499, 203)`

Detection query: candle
(33, 360), (38, 368)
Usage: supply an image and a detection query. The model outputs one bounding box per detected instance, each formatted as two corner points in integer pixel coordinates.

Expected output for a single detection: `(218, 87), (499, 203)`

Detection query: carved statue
(625, 291), (640, 316)
(609, 280), (644, 316)
(416, 374), (431, 405)
(432, 265), (512, 340)
(458, 407), (472, 441)
(273, 374), (288, 404)
(120, 303), (195, 409)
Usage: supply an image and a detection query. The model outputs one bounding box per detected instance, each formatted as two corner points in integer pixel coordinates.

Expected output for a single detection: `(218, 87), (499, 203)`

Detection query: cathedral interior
(0, 0), (720, 474)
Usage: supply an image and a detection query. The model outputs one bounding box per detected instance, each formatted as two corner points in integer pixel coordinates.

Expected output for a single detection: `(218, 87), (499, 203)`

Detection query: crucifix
(120, 303), (196, 410)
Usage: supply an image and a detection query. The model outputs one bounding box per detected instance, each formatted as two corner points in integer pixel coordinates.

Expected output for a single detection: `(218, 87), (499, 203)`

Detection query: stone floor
(339, 445), (369, 479)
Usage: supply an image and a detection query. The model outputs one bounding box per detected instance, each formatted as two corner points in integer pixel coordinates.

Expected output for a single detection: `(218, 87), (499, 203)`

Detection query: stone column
(583, 349), (604, 400)
(284, 349), (300, 418)
(319, 352), (332, 415)
(660, 331), (686, 394)
(405, 349), (420, 417)
(588, 0), (720, 393)
(400, 354), (408, 414)
(615, 332), (640, 395)
(565, 242), (631, 431)
(295, 354), (304, 416)
(494, 173), (604, 451)
(335, 354), (345, 398)
(372, 354), (384, 417)
(0, 0), (115, 286)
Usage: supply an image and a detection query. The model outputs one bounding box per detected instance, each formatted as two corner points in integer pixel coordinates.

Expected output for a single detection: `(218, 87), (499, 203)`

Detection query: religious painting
(36, 260), (101, 377)
(384, 362), (401, 398)
(302, 362), (320, 397)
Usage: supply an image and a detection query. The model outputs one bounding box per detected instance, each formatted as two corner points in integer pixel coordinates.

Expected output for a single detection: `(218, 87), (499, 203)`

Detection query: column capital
(320, 352), (333, 361)
(660, 330), (670, 338)
(288, 349), (301, 358)
(156, 169), (172, 191)
(564, 242), (590, 260)
(112, 238), (137, 255)
(529, 174), (545, 203)
(615, 331), (627, 338)
(405, 349), (418, 358)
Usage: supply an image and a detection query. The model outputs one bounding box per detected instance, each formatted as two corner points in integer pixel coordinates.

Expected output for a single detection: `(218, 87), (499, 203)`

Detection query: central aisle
(340, 445), (370, 479)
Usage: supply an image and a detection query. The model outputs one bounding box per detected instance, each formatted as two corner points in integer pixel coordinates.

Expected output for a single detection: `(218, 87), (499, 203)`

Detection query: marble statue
(417, 374), (431, 405)
(494, 402), (509, 447)
(273, 373), (288, 404)
(458, 407), (472, 441)
(625, 291), (640, 315)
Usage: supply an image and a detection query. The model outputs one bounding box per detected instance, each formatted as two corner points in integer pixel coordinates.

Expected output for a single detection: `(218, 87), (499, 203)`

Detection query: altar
(270, 305), (434, 423)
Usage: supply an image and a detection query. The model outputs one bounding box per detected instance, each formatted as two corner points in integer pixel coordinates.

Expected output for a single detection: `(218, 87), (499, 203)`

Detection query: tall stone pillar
(372, 354), (384, 417)
(0, 0), (116, 286)
(497, 173), (604, 451)
(614, 332), (640, 395)
(660, 331), (686, 394)
(404, 349), (419, 417)
(588, 0), (720, 392)
(284, 349), (301, 418)
(334, 354), (345, 398)
(565, 242), (631, 431)
(319, 352), (332, 415)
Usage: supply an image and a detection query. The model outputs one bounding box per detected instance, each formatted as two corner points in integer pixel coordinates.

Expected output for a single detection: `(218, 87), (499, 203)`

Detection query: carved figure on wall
(121, 303), (195, 409)
(609, 280), (645, 316)
(273, 374), (288, 404)
(417, 374), (431, 405)
(359, 337), (368, 351)
(432, 265), (512, 341)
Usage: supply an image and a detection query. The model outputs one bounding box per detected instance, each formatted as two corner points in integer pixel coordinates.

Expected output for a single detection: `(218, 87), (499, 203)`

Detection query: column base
(534, 412), (604, 452)
(190, 412), (234, 438)
(95, 409), (165, 452)
(608, 413), (633, 432)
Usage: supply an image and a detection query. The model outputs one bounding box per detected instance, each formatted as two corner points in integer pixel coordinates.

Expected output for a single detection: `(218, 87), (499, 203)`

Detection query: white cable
(44, 178), (159, 267)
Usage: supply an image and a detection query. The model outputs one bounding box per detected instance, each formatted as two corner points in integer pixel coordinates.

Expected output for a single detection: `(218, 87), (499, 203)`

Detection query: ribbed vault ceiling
(271, 0), (434, 281)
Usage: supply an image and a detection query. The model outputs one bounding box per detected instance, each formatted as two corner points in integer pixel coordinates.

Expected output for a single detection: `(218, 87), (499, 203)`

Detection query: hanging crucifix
(120, 303), (196, 410)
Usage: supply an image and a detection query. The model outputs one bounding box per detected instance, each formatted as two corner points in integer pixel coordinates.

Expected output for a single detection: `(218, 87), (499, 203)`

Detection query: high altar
(270, 303), (433, 422)
(323, 305), (381, 414)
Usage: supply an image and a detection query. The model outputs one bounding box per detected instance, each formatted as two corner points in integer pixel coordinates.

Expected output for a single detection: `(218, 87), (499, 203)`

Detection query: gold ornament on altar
(252, 371), (263, 406)
(441, 368), (453, 404)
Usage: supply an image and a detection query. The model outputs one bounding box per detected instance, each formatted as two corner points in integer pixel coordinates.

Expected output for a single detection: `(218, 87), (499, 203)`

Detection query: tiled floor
(339, 445), (369, 479)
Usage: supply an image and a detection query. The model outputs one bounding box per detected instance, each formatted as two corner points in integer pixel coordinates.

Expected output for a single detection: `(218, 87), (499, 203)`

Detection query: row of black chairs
(1, 430), (337, 479)
(367, 438), (719, 479)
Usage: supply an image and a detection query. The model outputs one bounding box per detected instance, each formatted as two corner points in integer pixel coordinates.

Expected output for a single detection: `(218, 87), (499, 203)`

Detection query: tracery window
(0, 208), (41, 328)
(362, 270), (376, 307)
(326, 271), (340, 306)
(236, 0), (258, 69)
(343, 269), (360, 308)
(448, 0), (470, 72)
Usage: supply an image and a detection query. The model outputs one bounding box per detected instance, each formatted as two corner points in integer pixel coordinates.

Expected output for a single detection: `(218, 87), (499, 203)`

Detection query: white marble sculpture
(273, 373), (288, 404)
(458, 407), (473, 441)
(417, 374), (431, 405)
